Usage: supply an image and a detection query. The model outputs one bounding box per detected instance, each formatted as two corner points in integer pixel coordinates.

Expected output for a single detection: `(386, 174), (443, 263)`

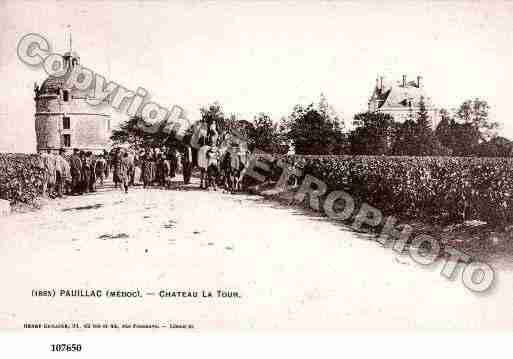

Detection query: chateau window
(63, 116), (70, 129)
(63, 134), (71, 147)
(63, 90), (70, 102)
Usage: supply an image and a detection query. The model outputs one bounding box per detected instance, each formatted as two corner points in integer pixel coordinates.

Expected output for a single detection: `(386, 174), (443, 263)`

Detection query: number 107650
(50, 344), (82, 352)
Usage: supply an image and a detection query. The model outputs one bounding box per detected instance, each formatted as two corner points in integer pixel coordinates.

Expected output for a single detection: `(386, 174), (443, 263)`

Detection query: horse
(218, 146), (250, 193)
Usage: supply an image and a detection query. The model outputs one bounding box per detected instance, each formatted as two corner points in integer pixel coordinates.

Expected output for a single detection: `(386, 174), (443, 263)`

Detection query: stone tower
(34, 41), (110, 154)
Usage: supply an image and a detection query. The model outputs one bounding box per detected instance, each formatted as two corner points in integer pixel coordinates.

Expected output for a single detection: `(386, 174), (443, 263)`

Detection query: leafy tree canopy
(283, 94), (347, 155)
(248, 113), (288, 154)
(350, 112), (398, 155)
(456, 98), (498, 141)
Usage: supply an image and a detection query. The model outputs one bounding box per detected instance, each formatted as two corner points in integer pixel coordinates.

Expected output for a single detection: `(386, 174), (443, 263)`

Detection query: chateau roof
(373, 78), (432, 109)
(39, 50), (79, 94)
(40, 74), (71, 94)
(64, 51), (80, 58)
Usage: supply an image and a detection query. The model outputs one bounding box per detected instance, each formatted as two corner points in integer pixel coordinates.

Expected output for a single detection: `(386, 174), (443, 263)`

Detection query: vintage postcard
(1, 0), (512, 350)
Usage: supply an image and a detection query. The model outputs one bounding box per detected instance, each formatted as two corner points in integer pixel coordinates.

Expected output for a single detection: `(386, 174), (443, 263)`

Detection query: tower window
(63, 134), (71, 147)
(63, 116), (70, 129)
(63, 90), (69, 102)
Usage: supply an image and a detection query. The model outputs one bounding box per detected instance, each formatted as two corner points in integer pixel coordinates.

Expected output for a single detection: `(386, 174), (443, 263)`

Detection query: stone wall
(35, 114), (62, 150)
(35, 95), (110, 152)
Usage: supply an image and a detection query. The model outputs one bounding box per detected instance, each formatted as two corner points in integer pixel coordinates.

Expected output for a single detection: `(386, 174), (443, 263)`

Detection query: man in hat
(95, 154), (107, 187)
(55, 148), (68, 197)
(181, 143), (193, 185)
(80, 151), (91, 194)
(69, 148), (82, 195)
(119, 152), (134, 193)
(162, 154), (172, 189)
(87, 152), (97, 193)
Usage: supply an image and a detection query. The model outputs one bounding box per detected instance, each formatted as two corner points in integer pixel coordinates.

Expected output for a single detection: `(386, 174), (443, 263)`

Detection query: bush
(253, 154), (513, 226)
(0, 153), (45, 205)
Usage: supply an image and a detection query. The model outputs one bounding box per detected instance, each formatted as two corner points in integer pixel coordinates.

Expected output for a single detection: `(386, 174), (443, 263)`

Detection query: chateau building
(368, 75), (440, 129)
(34, 48), (110, 154)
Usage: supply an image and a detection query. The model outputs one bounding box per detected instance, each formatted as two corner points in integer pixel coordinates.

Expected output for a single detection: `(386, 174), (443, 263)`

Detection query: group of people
(197, 143), (250, 192)
(139, 148), (180, 189)
(108, 146), (188, 193)
(193, 122), (251, 192)
(40, 148), (109, 198)
(69, 149), (108, 195)
(39, 118), (253, 198)
(104, 133), (250, 194)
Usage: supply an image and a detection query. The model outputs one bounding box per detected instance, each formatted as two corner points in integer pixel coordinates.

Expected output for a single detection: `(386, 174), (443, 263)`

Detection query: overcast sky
(1, 0), (513, 153)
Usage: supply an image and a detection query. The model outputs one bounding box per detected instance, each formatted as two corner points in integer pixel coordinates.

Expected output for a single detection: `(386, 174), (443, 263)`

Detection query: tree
(199, 102), (226, 130)
(434, 109), (453, 150)
(391, 97), (449, 156)
(284, 99), (347, 155)
(187, 102), (231, 149)
(434, 109), (481, 156)
(214, 114), (256, 150)
(110, 115), (179, 149)
(475, 136), (513, 157)
(249, 113), (287, 154)
(416, 96), (431, 134)
(434, 99), (499, 156)
(390, 119), (417, 155)
(318, 92), (346, 132)
(456, 98), (498, 141)
(350, 112), (398, 155)
(448, 121), (480, 156)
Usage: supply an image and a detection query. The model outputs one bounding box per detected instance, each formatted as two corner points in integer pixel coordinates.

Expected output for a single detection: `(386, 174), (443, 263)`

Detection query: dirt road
(0, 177), (512, 330)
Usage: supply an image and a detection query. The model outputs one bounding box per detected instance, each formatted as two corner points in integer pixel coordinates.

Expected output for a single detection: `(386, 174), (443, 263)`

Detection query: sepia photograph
(0, 0), (512, 355)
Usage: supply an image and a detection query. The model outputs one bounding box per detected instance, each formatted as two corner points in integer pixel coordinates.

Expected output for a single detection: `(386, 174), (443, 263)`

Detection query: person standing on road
(119, 152), (133, 193)
(40, 149), (57, 198)
(145, 148), (156, 187)
(141, 152), (153, 188)
(128, 150), (137, 186)
(60, 149), (72, 195)
(81, 151), (92, 194)
(162, 154), (172, 189)
(55, 148), (70, 197)
(198, 144), (210, 189)
(88, 152), (97, 193)
(155, 153), (164, 187)
(168, 148), (178, 181)
(95, 155), (107, 187)
(113, 148), (123, 189)
(69, 149), (83, 195)
(181, 144), (193, 185)
(103, 149), (110, 179)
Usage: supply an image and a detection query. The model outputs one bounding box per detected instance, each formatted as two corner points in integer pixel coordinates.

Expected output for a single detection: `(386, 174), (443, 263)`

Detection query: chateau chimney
(417, 75), (423, 88)
(380, 76), (384, 91)
(402, 74), (406, 87)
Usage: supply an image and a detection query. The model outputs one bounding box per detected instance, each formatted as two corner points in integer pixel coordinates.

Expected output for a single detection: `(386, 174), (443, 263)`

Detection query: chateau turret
(34, 44), (110, 154)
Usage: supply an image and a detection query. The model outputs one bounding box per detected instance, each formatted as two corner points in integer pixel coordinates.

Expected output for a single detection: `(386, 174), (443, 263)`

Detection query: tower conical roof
(39, 74), (71, 94)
